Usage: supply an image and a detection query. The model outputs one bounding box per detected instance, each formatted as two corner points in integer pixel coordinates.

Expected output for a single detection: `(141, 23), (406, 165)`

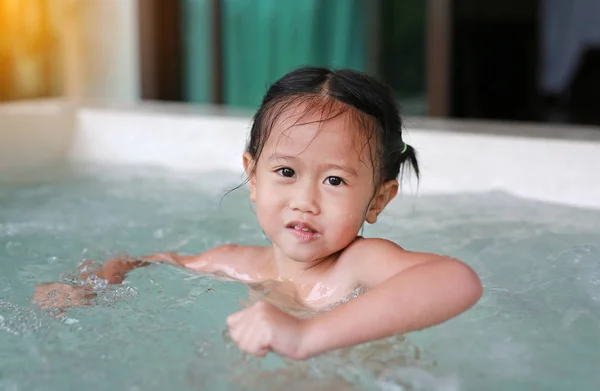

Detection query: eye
(325, 176), (345, 186)
(277, 167), (295, 178)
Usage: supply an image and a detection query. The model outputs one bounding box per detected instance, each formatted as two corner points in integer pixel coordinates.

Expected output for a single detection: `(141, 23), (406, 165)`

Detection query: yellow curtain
(0, 0), (63, 101)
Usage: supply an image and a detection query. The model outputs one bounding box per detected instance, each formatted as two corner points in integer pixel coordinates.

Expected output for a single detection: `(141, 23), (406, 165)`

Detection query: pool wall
(1, 99), (600, 210)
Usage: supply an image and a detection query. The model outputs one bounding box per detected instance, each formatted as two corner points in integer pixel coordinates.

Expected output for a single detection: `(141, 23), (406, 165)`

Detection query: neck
(270, 245), (330, 281)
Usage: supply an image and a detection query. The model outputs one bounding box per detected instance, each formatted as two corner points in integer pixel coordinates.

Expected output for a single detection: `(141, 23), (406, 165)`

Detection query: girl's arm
(32, 245), (250, 311)
(88, 244), (245, 284)
(298, 239), (482, 358)
(226, 239), (482, 359)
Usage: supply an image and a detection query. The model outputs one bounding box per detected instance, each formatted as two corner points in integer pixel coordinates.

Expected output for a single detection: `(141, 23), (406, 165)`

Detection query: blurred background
(1, 0), (599, 125)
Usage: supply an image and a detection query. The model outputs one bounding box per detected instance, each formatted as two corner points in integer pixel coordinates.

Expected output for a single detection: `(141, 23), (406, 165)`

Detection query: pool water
(1, 163), (599, 391)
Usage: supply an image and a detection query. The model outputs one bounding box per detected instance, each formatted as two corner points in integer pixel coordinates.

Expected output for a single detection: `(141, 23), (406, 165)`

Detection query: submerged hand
(226, 301), (308, 359)
(32, 282), (96, 311)
(91, 257), (150, 284)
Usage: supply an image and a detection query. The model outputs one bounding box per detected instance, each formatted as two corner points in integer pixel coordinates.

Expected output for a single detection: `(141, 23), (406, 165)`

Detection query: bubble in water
(0, 298), (49, 335)
(62, 317), (79, 325)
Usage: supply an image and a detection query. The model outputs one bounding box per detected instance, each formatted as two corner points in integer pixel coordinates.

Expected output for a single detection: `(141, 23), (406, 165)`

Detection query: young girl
(33, 67), (482, 360)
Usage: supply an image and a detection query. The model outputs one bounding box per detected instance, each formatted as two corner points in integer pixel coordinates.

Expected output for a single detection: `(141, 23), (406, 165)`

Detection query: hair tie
(401, 143), (408, 154)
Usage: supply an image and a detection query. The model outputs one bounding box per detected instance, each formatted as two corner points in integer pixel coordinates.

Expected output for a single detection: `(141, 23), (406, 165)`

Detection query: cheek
(329, 213), (365, 246)
(325, 196), (368, 232)
(255, 181), (280, 205)
(254, 181), (283, 218)
(338, 215), (362, 233)
(253, 198), (277, 236)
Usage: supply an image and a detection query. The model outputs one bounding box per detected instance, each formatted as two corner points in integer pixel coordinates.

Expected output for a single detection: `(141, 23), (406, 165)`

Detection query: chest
(247, 276), (358, 313)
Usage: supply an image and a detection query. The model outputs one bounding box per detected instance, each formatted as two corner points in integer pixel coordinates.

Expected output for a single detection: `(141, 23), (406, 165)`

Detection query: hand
(32, 282), (96, 312)
(226, 301), (309, 360)
(93, 257), (149, 284)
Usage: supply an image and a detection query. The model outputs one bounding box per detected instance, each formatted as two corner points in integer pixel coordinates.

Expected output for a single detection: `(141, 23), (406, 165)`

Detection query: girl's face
(244, 107), (398, 265)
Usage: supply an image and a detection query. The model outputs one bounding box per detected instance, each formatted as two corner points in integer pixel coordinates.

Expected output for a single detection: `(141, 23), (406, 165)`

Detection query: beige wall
(0, 100), (75, 169)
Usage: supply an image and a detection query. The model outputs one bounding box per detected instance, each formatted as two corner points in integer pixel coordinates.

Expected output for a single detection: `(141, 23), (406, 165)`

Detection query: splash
(0, 298), (49, 335)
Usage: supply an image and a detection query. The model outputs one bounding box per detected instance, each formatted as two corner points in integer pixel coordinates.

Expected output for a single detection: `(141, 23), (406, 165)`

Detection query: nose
(288, 179), (321, 215)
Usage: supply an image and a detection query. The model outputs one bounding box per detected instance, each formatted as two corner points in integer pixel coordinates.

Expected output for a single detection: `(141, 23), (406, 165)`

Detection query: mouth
(286, 221), (319, 234)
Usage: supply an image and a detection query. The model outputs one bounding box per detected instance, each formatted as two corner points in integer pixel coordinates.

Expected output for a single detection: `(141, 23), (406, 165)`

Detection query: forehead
(263, 101), (376, 168)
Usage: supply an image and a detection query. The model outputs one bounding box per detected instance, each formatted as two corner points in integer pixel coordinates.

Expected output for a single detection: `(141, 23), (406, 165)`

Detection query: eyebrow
(322, 163), (358, 177)
(268, 153), (358, 177)
(268, 153), (297, 162)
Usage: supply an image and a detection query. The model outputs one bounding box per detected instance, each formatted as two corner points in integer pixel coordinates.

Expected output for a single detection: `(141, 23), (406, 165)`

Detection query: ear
(366, 180), (399, 224)
(243, 152), (257, 202)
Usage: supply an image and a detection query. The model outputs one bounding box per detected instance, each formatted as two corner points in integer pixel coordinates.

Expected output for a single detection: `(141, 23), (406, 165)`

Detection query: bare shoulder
(337, 237), (407, 271)
(336, 237), (462, 287)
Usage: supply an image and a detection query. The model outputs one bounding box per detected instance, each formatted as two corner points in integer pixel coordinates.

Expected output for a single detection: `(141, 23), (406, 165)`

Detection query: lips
(286, 221), (320, 242)
(286, 221), (318, 233)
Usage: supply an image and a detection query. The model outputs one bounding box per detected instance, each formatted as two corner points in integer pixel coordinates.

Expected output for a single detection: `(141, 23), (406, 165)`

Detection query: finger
(245, 345), (270, 358)
(248, 329), (271, 358)
(238, 323), (272, 358)
(237, 331), (266, 357)
(230, 312), (270, 357)
(228, 313), (252, 343)
(226, 311), (243, 327)
(235, 309), (269, 352)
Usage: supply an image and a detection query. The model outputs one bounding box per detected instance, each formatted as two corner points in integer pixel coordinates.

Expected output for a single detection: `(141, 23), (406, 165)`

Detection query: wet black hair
(245, 66), (419, 188)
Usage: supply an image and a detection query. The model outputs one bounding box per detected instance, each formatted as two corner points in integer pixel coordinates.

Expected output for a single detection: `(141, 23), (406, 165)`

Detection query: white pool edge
(1, 100), (600, 210)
